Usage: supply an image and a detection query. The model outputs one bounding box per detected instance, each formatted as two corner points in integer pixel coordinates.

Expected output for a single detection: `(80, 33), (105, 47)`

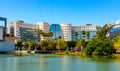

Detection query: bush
(85, 37), (116, 55)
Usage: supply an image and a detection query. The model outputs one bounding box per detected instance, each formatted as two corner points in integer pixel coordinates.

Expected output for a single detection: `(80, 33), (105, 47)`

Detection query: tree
(40, 39), (49, 51)
(16, 41), (23, 51)
(86, 31), (90, 40)
(37, 30), (43, 42)
(30, 41), (37, 50)
(56, 39), (67, 51)
(26, 39), (31, 50)
(67, 41), (76, 50)
(22, 42), (29, 50)
(85, 37), (115, 55)
(58, 36), (62, 39)
(76, 38), (87, 51)
(49, 32), (53, 38)
(96, 24), (114, 38)
(40, 39), (54, 50)
(113, 36), (120, 52)
(82, 30), (86, 39)
(46, 39), (54, 49)
(74, 32), (78, 40)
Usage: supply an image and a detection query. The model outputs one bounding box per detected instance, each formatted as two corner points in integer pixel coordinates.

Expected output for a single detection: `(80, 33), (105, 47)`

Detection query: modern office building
(37, 22), (50, 40)
(7, 20), (98, 41)
(110, 20), (120, 39)
(7, 20), (38, 42)
(61, 23), (72, 41)
(49, 24), (62, 40)
(72, 24), (97, 41)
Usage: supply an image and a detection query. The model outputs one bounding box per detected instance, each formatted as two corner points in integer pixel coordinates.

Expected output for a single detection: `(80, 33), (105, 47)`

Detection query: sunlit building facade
(37, 22), (50, 40)
(61, 23), (72, 41)
(7, 20), (38, 42)
(7, 20), (98, 42)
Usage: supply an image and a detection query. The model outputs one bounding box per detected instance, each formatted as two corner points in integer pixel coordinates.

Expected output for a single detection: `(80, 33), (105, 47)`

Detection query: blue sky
(0, 0), (120, 26)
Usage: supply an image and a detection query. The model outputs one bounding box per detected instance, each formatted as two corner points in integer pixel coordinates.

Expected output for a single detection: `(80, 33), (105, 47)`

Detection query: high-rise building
(7, 20), (38, 42)
(61, 23), (72, 41)
(7, 20), (98, 42)
(37, 22), (50, 40)
(49, 24), (62, 40)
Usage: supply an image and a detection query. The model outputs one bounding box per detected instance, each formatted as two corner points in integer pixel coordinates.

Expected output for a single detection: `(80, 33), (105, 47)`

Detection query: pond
(0, 54), (120, 71)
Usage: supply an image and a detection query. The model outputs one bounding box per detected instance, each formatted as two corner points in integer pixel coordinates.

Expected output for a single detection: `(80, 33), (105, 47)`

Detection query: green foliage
(85, 37), (116, 55)
(56, 39), (67, 51)
(30, 41), (37, 50)
(82, 30), (86, 38)
(74, 32), (78, 40)
(16, 41), (23, 48)
(67, 41), (76, 48)
(22, 42), (29, 49)
(15, 41), (23, 50)
(40, 40), (48, 50)
(86, 31), (90, 40)
(76, 38), (87, 49)
(40, 39), (54, 50)
(46, 39), (54, 49)
(96, 24), (114, 38)
(113, 36), (120, 51)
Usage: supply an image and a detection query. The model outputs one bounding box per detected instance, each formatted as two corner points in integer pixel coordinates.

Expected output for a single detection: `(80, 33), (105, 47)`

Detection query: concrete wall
(0, 42), (14, 52)
(0, 27), (3, 40)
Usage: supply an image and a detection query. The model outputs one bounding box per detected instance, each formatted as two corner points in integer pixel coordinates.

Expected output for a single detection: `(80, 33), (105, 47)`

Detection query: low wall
(0, 42), (14, 52)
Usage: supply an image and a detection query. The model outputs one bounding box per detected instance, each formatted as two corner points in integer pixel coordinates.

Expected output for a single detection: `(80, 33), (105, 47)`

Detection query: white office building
(61, 23), (72, 41)
(7, 20), (38, 42)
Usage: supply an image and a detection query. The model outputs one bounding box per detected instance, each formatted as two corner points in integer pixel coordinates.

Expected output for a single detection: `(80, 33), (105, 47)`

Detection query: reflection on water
(0, 54), (120, 71)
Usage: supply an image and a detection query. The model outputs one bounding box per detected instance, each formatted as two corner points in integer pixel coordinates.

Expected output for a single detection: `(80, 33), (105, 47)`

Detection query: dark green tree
(82, 30), (86, 39)
(16, 41), (23, 51)
(86, 31), (90, 40)
(76, 38), (87, 51)
(85, 37), (115, 55)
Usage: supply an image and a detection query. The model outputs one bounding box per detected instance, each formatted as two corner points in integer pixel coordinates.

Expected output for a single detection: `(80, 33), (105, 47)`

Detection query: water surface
(0, 54), (120, 71)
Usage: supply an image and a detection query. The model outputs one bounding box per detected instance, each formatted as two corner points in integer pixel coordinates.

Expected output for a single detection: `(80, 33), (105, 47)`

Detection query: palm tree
(86, 31), (90, 40)
(82, 30), (86, 39)
(74, 32), (78, 40)
(96, 24), (114, 38)
(76, 38), (86, 51)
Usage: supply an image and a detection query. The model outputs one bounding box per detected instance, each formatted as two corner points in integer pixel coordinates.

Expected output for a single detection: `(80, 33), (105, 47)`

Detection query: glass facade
(49, 24), (62, 40)
(18, 27), (37, 41)
(72, 30), (96, 41)
(110, 24), (120, 39)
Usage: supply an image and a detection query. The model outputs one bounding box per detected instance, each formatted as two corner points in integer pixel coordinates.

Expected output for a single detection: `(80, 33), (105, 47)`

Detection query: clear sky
(0, 0), (120, 26)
